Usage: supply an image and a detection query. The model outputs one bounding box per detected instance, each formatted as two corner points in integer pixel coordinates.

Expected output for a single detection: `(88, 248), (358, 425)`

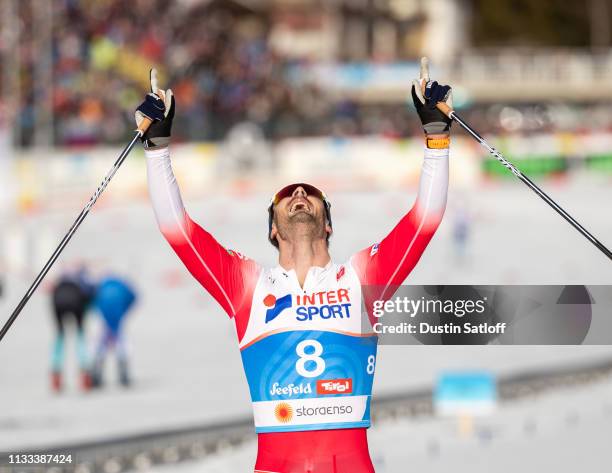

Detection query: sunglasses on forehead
(271, 183), (328, 206)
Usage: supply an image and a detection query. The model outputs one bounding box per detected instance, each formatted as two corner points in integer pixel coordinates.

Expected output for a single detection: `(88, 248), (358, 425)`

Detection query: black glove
(411, 58), (452, 135)
(134, 69), (174, 149)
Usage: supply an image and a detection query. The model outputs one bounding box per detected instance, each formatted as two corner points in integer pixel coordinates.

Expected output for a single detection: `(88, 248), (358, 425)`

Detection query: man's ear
(270, 221), (278, 241)
(325, 223), (332, 236)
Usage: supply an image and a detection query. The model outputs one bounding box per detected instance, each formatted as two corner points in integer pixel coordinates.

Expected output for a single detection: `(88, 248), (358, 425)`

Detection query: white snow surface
(152, 378), (612, 473)
(1, 179), (612, 451)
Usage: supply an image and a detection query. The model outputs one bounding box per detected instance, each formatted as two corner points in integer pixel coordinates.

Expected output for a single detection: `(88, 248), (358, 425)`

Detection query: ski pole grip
(436, 101), (454, 118)
(137, 117), (153, 135)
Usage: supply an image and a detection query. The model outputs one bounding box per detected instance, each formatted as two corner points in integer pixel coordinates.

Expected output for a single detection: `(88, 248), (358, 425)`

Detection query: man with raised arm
(136, 59), (451, 473)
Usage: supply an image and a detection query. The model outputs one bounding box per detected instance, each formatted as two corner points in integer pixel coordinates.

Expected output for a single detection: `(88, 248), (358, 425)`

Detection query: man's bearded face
(272, 186), (329, 243)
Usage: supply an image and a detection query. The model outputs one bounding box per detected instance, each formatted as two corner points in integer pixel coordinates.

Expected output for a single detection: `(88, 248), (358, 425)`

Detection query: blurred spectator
(91, 274), (137, 388)
(50, 264), (96, 392)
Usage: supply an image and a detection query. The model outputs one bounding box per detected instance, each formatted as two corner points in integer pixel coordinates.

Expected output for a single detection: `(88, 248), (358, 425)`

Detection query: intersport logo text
(295, 289), (352, 321)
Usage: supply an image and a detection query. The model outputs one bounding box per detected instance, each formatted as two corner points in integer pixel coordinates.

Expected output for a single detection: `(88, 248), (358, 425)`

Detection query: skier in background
(452, 204), (471, 264)
(50, 264), (95, 392)
(91, 274), (137, 388)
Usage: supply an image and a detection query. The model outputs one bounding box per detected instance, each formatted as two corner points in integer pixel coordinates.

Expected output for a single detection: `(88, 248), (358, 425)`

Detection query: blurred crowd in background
(47, 0), (342, 144)
(4, 0), (380, 146)
(2, 0), (612, 147)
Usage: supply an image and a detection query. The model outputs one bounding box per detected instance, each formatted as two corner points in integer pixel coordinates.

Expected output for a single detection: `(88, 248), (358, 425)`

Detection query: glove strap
(425, 137), (450, 149)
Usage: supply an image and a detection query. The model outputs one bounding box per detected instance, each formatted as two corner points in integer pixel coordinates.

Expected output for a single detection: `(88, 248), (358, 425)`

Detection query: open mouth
(288, 198), (312, 215)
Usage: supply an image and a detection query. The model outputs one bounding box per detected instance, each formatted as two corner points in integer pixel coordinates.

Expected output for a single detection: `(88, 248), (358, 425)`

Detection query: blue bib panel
(241, 330), (377, 433)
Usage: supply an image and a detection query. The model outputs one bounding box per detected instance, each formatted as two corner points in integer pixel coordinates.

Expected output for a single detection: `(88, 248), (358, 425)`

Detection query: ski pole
(0, 119), (152, 342)
(435, 101), (612, 261)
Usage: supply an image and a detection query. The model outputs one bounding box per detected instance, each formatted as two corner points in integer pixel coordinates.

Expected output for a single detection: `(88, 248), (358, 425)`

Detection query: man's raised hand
(411, 57), (453, 136)
(135, 69), (175, 149)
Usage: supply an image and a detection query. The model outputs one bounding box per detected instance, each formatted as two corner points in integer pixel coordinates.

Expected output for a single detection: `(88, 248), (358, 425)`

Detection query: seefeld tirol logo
(264, 290), (353, 323)
(270, 382), (312, 397)
(317, 378), (353, 395)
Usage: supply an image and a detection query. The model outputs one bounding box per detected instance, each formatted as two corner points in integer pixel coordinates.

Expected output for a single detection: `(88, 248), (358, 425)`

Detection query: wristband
(425, 136), (450, 149)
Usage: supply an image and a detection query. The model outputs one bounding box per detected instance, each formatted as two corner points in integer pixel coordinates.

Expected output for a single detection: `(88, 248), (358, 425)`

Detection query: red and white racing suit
(146, 144), (448, 472)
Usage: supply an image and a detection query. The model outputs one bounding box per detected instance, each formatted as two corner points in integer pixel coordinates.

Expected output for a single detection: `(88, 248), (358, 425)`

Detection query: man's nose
(292, 186), (307, 198)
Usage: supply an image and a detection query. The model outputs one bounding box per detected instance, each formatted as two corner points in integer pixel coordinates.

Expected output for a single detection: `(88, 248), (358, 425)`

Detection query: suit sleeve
(351, 146), (449, 305)
(145, 147), (260, 321)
